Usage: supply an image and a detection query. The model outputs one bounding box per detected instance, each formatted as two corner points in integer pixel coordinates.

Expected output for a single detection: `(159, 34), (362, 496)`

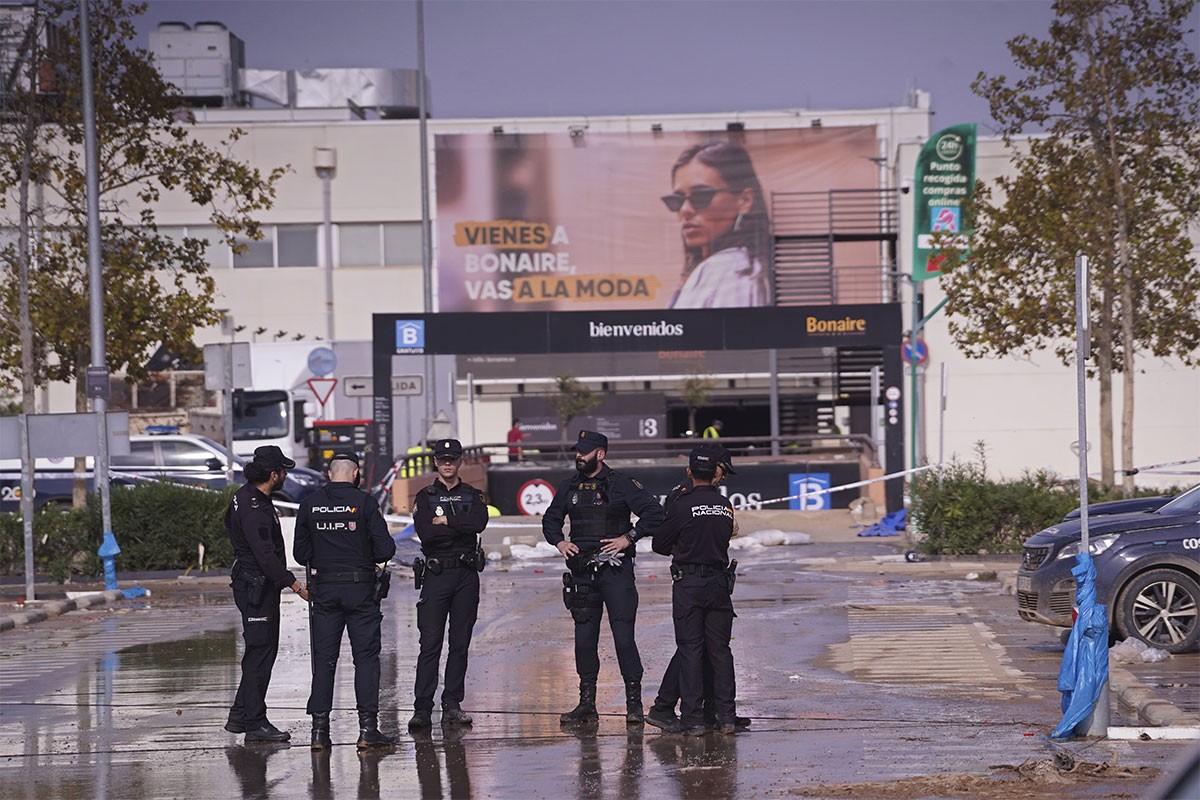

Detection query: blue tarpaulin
(1051, 551), (1109, 739)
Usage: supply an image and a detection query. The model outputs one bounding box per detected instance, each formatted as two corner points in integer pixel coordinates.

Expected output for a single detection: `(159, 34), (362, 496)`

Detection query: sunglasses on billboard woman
(660, 186), (735, 212)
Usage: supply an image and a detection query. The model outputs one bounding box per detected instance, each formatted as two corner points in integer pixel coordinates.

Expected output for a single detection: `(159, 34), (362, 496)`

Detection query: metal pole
(938, 362), (947, 485)
(869, 365), (881, 463)
(80, 0), (112, 549)
(768, 348), (780, 455)
(1075, 253), (1108, 736)
(909, 278), (920, 469)
(321, 169), (335, 342)
(416, 0), (435, 431)
(20, 414), (34, 602)
(467, 372), (476, 446)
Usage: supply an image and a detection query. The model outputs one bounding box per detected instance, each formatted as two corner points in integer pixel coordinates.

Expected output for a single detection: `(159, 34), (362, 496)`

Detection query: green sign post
(909, 124), (976, 468)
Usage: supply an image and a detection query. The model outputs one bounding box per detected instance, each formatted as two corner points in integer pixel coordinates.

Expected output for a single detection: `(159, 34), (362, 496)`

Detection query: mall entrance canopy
(372, 304), (904, 510)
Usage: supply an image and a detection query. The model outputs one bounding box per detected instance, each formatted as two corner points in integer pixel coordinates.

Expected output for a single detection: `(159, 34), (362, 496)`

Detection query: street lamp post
(314, 147), (337, 342)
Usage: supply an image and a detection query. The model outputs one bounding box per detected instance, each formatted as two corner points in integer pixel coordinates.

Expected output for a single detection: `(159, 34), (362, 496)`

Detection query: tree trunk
(1095, 285), (1115, 490)
(1120, 283), (1136, 496)
(73, 358), (88, 509)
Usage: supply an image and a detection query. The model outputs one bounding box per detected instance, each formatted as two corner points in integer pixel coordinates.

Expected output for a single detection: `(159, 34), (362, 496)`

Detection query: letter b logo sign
(395, 321), (425, 350)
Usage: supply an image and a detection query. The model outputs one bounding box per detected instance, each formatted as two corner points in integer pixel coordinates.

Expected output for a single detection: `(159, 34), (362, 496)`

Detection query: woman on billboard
(662, 141), (772, 308)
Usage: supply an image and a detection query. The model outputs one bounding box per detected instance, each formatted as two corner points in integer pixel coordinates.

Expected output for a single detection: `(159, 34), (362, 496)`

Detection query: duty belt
(313, 570), (375, 583)
(670, 563), (721, 579)
(425, 553), (480, 573)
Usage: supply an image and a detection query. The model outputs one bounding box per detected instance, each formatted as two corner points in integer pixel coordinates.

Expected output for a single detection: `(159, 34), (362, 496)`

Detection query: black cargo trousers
(570, 556), (643, 683)
(307, 576), (383, 715)
(672, 569), (735, 728)
(414, 561), (480, 713)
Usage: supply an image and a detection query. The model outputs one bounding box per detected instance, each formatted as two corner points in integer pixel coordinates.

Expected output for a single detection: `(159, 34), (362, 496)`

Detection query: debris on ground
(788, 756), (1156, 799)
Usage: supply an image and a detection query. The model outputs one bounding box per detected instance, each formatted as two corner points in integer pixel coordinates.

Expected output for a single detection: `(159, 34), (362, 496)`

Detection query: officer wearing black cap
(652, 444), (738, 735)
(647, 443), (750, 731)
(542, 429), (665, 725)
(295, 452), (397, 749)
(408, 438), (489, 731)
(224, 445), (307, 743)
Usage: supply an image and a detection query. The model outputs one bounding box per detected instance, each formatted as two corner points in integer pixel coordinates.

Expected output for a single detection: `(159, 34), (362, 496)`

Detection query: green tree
(0, 0), (284, 400)
(0, 0), (284, 505)
(943, 0), (1200, 492)
(680, 370), (712, 437)
(550, 373), (600, 440)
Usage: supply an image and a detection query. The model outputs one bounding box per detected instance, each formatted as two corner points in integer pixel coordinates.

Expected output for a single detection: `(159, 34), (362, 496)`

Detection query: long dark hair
(670, 141), (771, 276)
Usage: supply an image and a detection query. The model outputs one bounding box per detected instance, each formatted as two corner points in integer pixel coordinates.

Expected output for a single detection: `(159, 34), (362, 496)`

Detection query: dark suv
(1016, 484), (1200, 653)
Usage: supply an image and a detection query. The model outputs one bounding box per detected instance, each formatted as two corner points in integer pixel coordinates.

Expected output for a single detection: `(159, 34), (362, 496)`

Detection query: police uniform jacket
(652, 484), (734, 566)
(225, 482), (296, 588)
(413, 478), (488, 557)
(542, 463), (665, 551)
(294, 482), (396, 570)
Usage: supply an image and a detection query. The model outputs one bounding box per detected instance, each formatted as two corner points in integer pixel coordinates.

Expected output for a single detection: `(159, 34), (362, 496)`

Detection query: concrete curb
(1109, 665), (1200, 729)
(0, 589), (126, 633)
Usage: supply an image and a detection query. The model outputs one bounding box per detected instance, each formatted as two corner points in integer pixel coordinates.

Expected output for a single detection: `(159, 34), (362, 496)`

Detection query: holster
(373, 567), (391, 602)
(561, 572), (594, 623)
(232, 561), (268, 605)
(726, 559), (738, 596)
(474, 539), (486, 573)
(412, 557), (426, 590)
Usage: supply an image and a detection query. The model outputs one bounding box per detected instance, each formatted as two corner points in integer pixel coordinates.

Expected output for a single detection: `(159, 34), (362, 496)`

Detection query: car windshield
(1156, 484), (1200, 515)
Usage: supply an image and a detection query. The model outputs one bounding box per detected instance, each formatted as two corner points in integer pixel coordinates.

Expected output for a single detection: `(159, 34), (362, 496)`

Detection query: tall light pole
(80, 0), (114, 574)
(417, 0), (435, 438)
(314, 147), (337, 342)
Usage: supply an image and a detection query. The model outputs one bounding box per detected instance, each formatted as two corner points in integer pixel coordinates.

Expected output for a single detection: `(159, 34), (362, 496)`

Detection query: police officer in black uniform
(295, 452), (397, 749)
(543, 430), (665, 725)
(224, 445), (307, 743)
(647, 443), (750, 731)
(652, 445), (738, 735)
(408, 438), (489, 730)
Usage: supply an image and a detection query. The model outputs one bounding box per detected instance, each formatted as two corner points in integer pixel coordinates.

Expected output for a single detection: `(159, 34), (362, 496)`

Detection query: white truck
(197, 340), (375, 468)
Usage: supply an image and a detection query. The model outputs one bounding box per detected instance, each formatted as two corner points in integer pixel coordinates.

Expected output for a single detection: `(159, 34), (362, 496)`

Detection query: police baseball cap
(253, 445), (296, 470)
(329, 452), (360, 467)
(434, 439), (464, 459)
(689, 445), (721, 473)
(574, 430), (608, 453)
(708, 442), (736, 474)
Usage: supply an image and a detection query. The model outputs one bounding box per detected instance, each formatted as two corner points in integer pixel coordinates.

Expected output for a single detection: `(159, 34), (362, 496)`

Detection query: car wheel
(1115, 568), (1200, 654)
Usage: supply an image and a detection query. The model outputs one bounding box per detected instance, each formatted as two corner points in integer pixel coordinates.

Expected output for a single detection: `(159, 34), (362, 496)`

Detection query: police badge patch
(436, 505), (444, 516)
(571, 493), (578, 505)
(348, 521), (357, 531)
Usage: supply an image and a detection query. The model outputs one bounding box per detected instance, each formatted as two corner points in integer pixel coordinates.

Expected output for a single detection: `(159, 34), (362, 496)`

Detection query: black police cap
(434, 439), (464, 459)
(574, 430), (608, 453)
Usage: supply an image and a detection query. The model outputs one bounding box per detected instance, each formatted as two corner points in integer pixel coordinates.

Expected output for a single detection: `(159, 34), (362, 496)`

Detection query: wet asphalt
(0, 538), (1195, 799)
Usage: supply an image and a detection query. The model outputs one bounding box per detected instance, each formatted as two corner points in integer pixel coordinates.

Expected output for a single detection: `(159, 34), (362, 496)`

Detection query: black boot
(625, 680), (644, 725)
(559, 680), (599, 724)
(356, 712), (396, 749)
(311, 712), (332, 750)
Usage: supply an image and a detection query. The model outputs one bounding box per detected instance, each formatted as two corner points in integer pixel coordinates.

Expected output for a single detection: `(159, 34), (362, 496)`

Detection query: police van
(1016, 484), (1200, 653)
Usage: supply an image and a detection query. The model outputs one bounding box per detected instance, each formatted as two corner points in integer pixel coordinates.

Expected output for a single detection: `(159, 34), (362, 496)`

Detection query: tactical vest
(565, 470), (632, 548)
(422, 484), (477, 555)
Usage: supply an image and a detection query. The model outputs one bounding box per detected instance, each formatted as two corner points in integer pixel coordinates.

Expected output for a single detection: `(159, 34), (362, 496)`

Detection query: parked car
(112, 433), (325, 505)
(1062, 495), (1172, 520)
(1016, 484), (1200, 653)
(0, 433), (325, 512)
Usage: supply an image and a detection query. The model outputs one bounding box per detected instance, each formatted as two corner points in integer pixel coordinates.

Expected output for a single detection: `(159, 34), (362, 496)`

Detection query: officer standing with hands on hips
(543, 430), (665, 725)
(652, 444), (739, 735)
(409, 439), (489, 730)
(294, 453), (397, 749)
(223, 445), (307, 743)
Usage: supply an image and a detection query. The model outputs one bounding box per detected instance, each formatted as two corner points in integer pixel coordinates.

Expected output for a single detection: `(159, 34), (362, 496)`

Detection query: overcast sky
(136, 1), (1198, 131)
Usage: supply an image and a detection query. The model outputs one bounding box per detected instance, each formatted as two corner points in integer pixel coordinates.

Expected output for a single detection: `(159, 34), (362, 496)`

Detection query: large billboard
(434, 127), (880, 312)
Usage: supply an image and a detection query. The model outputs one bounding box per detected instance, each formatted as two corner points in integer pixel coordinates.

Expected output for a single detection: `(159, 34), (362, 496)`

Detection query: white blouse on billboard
(670, 246), (769, 309)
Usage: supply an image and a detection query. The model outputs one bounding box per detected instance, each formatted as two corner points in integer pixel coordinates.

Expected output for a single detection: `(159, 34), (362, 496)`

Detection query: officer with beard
(542, 430), (665, 725)
(223, 445), (307, 743)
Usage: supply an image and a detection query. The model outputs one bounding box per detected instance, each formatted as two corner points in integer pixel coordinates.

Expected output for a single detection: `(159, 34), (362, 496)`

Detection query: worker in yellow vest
(400, 442), (432, 478)
(702, 420), (723, 439)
